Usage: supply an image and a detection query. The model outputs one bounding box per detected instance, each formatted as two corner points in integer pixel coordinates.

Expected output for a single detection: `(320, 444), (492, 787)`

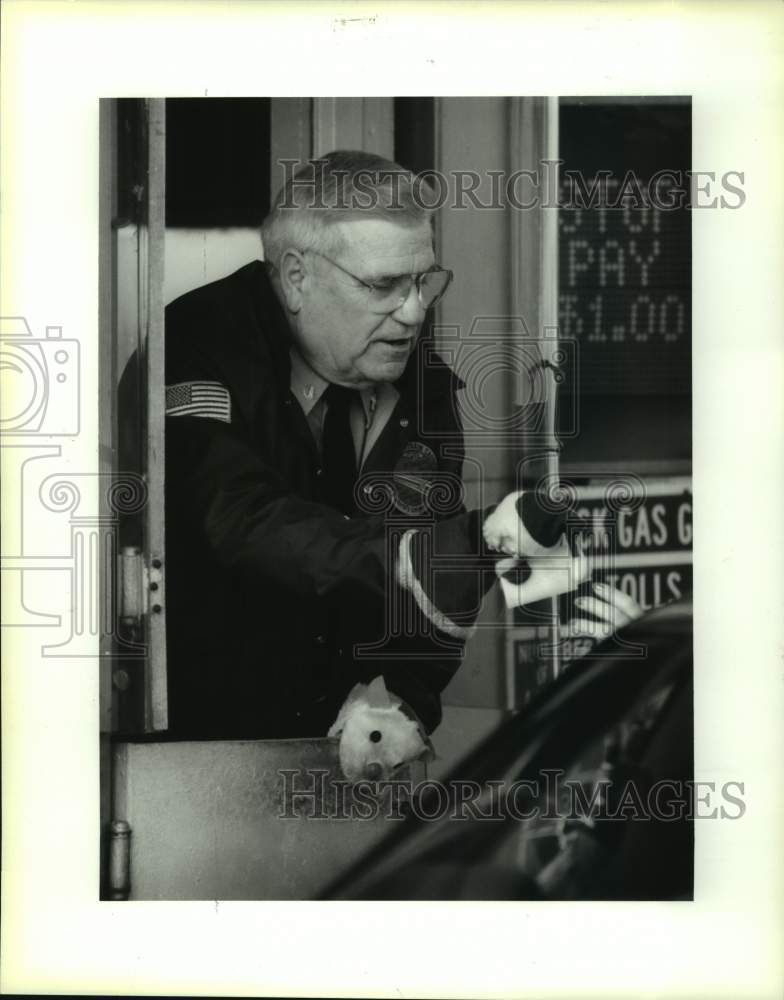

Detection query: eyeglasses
(303, 249), (453, 314)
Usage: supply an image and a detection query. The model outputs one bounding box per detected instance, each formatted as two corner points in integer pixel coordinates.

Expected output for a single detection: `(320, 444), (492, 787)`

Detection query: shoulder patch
(165, 381), (231, 423)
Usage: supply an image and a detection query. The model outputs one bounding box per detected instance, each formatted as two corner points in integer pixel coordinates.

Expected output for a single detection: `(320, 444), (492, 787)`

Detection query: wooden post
(143, 99), (168, 730)
(507, 97), (563, 692)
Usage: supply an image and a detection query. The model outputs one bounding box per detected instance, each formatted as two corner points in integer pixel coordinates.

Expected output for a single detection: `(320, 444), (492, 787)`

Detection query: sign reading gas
(572, 488), (692, 555)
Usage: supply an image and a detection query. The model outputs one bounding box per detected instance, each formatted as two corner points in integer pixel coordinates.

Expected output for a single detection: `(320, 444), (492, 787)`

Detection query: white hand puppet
(484, 489), (591, 609)
(328, 676), (434, 784)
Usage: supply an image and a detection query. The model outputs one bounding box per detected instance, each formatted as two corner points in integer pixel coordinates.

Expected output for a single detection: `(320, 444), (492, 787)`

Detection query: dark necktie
(322, 384), (359, 515)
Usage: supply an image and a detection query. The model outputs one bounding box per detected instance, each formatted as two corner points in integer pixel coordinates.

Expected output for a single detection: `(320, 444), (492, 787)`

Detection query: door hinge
(108, 819), (132, 900)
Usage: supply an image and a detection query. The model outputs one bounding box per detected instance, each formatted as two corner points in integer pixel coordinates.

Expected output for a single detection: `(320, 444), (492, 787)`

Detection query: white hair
(261, 149), (435, 266)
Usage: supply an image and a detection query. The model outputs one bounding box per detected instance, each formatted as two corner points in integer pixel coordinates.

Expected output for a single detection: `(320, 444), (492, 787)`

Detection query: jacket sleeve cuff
(396, 529), (475, 640)
(395, 507), (500, 637)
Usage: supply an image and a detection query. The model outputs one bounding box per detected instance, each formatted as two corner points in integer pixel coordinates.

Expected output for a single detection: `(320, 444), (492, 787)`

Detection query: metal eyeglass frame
(302, 248), (453, 312)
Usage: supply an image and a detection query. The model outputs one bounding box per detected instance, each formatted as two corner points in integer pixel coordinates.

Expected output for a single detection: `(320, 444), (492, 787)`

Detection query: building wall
(164, 228), (264, 305)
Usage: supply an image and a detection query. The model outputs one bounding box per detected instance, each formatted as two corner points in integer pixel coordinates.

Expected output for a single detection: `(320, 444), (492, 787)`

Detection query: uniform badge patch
(393, 440), (439, 515)
(165, 381), (231, 423)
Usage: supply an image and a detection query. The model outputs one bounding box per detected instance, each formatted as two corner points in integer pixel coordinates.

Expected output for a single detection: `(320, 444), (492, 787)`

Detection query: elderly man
(163, 149), (634, 741)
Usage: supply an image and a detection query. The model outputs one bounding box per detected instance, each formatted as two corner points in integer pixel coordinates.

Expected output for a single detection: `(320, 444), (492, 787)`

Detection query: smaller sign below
(560, 562), (693, 621)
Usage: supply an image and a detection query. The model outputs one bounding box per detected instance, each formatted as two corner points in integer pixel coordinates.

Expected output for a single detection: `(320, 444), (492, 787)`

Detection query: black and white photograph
(101, 95), (695, 902)
(1, 3), (782, 997)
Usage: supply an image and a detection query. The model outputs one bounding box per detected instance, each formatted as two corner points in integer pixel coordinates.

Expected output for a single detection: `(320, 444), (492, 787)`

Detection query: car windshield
(323, 599), (693, 901)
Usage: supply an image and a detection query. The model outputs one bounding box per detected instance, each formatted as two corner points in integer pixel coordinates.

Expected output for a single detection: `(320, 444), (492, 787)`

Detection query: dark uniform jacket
(164, 261), (493, 739)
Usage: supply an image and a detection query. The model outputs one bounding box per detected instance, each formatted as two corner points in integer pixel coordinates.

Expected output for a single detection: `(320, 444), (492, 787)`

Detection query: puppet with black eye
(328, 677), (435, 783)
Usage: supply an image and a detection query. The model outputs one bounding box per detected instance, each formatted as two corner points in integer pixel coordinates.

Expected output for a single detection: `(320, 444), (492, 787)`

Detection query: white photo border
(1, 1), (783, 997)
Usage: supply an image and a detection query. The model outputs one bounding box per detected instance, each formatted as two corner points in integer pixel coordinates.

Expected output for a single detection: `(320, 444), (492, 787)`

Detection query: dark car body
(323, 598), (693, 900)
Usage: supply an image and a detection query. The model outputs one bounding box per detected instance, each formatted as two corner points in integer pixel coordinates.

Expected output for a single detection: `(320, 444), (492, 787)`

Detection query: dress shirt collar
(289, 347), (380, 421)
(289, 347), (330, 415)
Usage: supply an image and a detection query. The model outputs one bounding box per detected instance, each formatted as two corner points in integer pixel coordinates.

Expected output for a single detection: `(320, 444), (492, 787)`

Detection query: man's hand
(561, 582), (643, 641)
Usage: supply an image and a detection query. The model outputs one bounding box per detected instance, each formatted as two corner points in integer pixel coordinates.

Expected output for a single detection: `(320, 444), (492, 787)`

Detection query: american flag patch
(165, 381), (231, 423)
